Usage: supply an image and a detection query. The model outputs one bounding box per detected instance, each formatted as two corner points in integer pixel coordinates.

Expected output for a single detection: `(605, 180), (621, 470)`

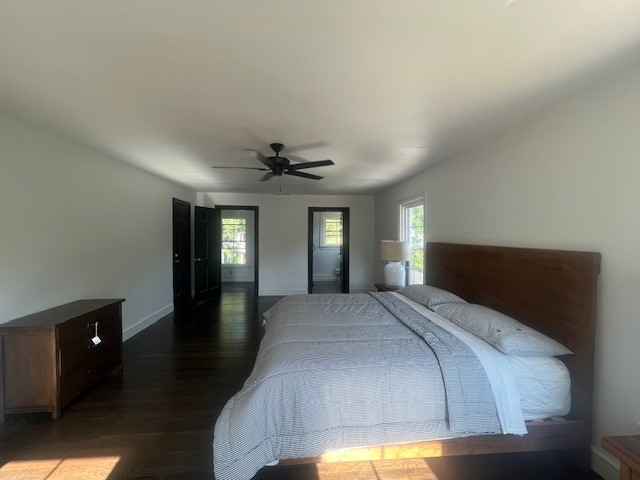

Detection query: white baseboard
(591, 445), (620, 480)
(123, 304), (173, 341)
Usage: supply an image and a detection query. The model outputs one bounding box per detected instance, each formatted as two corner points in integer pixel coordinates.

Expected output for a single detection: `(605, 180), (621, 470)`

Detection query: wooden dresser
(0, 299), (124, 421)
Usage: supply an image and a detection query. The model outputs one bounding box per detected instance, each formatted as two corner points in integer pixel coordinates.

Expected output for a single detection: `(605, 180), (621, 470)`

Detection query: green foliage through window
(222, 218), (246, 265)
(322, 218), (342, 246)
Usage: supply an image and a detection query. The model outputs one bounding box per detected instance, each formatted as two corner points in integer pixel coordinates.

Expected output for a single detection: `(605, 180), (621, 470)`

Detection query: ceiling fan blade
(285, 170), (323, 180)
(259, 172), (274, 182)
(287, 160), (334, 170)
(244, 148), (275, 168)
(286, 154), (310, 163)
(285, 141), (329, 153)
(211, 166), (269, 171)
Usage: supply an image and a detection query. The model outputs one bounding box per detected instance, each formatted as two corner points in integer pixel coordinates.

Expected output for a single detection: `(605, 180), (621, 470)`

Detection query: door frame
(172, 198), (192, 308)
(216, 205), (259, 295)
(308, 207), (350, 294)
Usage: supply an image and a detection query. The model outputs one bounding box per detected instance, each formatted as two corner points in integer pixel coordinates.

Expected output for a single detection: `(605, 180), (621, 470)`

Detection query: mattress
(508, 355), (570, 420)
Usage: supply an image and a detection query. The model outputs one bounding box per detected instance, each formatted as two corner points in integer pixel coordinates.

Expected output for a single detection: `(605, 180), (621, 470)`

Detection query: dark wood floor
(311, 280), (341, 294)
(0, 284), (602, 479)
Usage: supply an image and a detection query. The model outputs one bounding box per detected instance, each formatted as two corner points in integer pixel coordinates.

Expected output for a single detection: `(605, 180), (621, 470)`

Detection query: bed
(213, 243), (600, 480)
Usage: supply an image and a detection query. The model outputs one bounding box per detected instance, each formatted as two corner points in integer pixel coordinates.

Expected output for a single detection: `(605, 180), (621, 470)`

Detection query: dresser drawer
(59, 314), (121, 375)
(59, 351), (120, 407)
(60, 366), (93, 407)
(57, 315), (90, 346)
(92, 341), (121, 372)
(58, 304), (119, 345)
(59, 335), (93, 375)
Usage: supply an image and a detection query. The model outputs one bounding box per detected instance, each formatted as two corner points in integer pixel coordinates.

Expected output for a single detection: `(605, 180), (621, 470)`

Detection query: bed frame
(282, 242), (601, 468)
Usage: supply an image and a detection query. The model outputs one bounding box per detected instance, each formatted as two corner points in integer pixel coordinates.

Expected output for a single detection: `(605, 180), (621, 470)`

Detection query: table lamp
(380, 240), (411, 287)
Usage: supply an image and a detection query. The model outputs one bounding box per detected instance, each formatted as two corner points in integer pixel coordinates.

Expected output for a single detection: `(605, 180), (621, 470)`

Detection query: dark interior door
(173, 198), (191, 309)
(194, 206), (221, 301)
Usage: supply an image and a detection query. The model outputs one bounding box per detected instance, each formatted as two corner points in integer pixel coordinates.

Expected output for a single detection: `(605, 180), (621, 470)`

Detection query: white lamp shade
(380, 240), (411, 261)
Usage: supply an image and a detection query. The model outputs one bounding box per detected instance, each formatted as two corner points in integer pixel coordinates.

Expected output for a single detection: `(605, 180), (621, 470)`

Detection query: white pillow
(398, 284), (467, 309)
(433, 303), (573, 357)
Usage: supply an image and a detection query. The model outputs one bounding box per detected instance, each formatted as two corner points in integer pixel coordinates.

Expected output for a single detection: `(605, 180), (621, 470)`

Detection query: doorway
(217, 205), (259, 296)
(308, 207), (350, 294)
(172, 198), (191, 309)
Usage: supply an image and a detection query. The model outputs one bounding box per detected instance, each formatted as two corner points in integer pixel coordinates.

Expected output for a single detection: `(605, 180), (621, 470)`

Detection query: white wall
(197, 192), (374, 295)
(374, 59), (640, 480)
(0, 112), (195, 339)
(221, 209), (255, 282)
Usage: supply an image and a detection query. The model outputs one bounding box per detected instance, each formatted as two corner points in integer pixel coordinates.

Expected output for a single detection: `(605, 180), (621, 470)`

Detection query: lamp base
(384, 261), (406, 288)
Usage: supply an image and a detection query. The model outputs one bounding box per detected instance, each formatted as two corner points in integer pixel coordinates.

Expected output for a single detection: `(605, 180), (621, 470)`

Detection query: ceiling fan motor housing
(269, 156), (290, 167)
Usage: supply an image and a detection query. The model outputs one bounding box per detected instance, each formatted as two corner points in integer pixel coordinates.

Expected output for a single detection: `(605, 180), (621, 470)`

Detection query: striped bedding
(213, 292), (501, 480)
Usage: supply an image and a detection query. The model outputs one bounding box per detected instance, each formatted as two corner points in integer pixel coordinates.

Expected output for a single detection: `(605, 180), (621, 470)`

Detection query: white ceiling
(2, 1), (640, 195)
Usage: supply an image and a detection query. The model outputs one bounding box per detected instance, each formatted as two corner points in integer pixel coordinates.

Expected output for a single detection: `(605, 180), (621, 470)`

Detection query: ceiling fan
(212, 142), (334, 181)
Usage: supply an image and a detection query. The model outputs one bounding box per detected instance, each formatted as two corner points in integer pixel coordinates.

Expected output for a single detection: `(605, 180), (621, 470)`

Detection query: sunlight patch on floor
(316, 458), (440, 480)
(319, 441), (443, 462)
(0, 456), (121, 480)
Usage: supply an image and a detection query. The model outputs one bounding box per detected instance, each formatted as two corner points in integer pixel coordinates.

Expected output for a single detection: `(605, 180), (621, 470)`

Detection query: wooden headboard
(424, 243), (601, 430)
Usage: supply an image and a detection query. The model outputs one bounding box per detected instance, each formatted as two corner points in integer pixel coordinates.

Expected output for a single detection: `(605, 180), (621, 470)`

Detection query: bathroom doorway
(307, 207), (350, 294)
(217, 205), (259, 297)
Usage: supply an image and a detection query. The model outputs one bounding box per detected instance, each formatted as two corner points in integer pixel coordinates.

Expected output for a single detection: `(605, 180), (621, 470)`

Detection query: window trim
(399, 195), (425, 285)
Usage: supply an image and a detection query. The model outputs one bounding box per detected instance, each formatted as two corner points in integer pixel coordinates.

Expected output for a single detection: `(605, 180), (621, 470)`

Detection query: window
(400, 197), (425, 284)
(221, 218), (246, 265)
(320, 214), (342, 247)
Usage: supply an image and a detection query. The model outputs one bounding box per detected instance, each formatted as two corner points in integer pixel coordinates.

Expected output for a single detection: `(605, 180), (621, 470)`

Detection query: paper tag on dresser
(91, 321), (102, 345)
